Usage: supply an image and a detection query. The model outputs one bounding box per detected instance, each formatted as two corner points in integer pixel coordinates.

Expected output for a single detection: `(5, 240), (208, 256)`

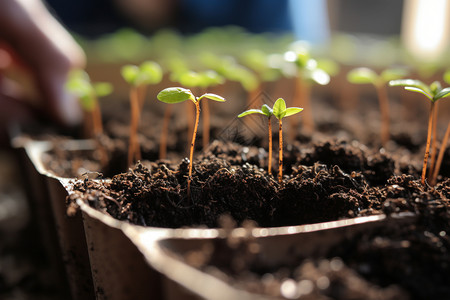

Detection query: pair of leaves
(389, 79), (450, 102)
(284, 50), (330, 85)
(347, 67), (408, 86)
(157, 87), (225, 104)
(66, 70), (113, 111)
(238, 98), (303, 120)
(121, 61), (163, 87)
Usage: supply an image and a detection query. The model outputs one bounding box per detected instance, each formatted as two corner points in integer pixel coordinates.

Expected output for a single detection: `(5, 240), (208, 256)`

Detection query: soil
(67, 138), (450, 228)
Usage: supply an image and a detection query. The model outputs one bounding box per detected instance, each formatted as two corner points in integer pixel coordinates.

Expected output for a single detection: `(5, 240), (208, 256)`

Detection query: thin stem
(291, 77), (312, 140)
(429, 101), (439, 176)
(431, 121), (450, 186)
(92, 99), (103, 137)
(137, 85), (147, 111)
(188, 101), (201, 198)
(159, 104), (173, 160)
(186, 101), (194, 154)
(421, 101), (435, 185)
(268, 117), (272, 175)
(202, 99), (210, 149)
(128, 87), (140, 166)
(375, 84), (390, 146)
(278, 118), (283, 184)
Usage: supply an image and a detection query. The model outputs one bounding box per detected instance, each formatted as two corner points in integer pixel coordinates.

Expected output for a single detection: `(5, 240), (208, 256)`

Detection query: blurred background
(2, 0), (450, 298)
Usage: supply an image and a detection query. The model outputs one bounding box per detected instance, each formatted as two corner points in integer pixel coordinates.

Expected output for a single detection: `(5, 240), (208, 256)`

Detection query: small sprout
(389, 79), (450, 185)
(238, 104), (274, 174)
(239, 99), (302, 183)
(66, 70), (113, 138)
(121, 61), (163, 166)
(157, 87), (225, 197)
(273, 98), (303, 183)
(347, 67), (408, 146)
(284, 47), (330, 135)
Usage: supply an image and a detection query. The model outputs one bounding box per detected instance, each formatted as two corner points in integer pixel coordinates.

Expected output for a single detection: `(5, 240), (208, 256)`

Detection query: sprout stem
(291, 78), (312, 139)
(159, 104), (173, 160)
(430, 121), (450, 186)
(421, 101), (436, 185)
(188, 101), (201, 198)
(278, 118), (283, 184)
(268, 117), (272, 175)
(429, 102), (439, 176)
(128, 87), (141, 166)
(202, 99), (210, 149)
(375, 85), (390, 146)
(187, 101), (195, 153)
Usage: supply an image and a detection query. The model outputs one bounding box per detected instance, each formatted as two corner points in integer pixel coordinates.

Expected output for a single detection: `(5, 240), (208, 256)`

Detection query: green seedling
(121, 61), (163, 166)
(169, 70), (224, 155)
(157, 87), (225, 196)
(389, 79), (450, 185)
(347, 67), (408, 146)
(430, 70), (450, 185)
(66, 70), (113, 138)
(238, 104), (274, 174)
(272, 98), (303, 183)
(284, 47), (330, 135)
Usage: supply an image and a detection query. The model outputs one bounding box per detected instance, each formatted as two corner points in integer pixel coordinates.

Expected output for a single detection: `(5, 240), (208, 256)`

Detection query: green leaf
(273, 98), (287, 120)
(404, 87), (433, 100)
(157, 87), (194, 104)
(261, 104), (273, 117)
(430, 81), (442, 95)
(178, 71), (201, 88)
(138, 61), (163, 85)
(79, 95), (95, 112)
(316, 59), (340, 77)
(121, 65), (139, 85)
(238, 109), (265, 118)
(347, 68), (378, 85)
(284, 107), (303, 117)
(93, 82), (113, 97)
(388, 79), (429, 92)
(434, 87), (450, 101)
(198, 93), (225, 102)
(444, 69), (450, 85)
(380, 68), (408, 83)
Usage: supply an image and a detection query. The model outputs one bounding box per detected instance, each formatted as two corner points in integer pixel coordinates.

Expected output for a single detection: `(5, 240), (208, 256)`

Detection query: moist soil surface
(67, 138), (450, 228)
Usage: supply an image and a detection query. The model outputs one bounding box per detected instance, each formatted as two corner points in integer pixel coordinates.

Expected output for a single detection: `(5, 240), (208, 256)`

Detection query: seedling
(347, 67), (408, 146)
(238, 104), (274, 174)
(66, 70), (112, 138)
(284, 47), (330, 136)
(157, 87), (225, 196)
(169, 70), (224, 154)
(121, 61), (163, 166)
(389, 79), (450, 185)
(430, 70), (450, 185)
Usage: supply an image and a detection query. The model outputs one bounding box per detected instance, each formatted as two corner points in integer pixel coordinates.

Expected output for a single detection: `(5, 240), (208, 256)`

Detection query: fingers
(0, 0), (86, 126)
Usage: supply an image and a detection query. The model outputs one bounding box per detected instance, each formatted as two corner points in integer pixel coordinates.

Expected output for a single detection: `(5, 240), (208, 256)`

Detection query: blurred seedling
(157, 87), (225, 197)
(284, 46), (330, 136)
(347, 67), (408, 146)
(430, 70), (450, 185)
(238, 104), (274, 174)
(121, 61), (163, 166)
(389, 79), (450, 185)
(66, 70), (112, 138)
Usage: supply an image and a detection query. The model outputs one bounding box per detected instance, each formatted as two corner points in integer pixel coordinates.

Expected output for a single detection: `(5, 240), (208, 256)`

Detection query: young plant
(430, 70), (450, 185)
(347, 67), (408, 146)
(273, 98), (303, 183)
(284, 47), (330, 136)
(121, 61), (163, 166)
(238, 104), (274, 174)
(389, 79), (450, 185)
(157, 87), (225, 196)
(66, 70), (113, 138)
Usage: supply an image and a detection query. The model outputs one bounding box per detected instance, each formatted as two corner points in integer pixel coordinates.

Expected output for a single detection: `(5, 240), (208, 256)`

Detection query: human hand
(0, 0), (85, 144)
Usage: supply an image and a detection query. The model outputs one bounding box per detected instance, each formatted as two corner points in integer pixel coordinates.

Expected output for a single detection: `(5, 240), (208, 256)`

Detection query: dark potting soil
(166, 196), (450, 300)
(67, 138), (450, 228)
